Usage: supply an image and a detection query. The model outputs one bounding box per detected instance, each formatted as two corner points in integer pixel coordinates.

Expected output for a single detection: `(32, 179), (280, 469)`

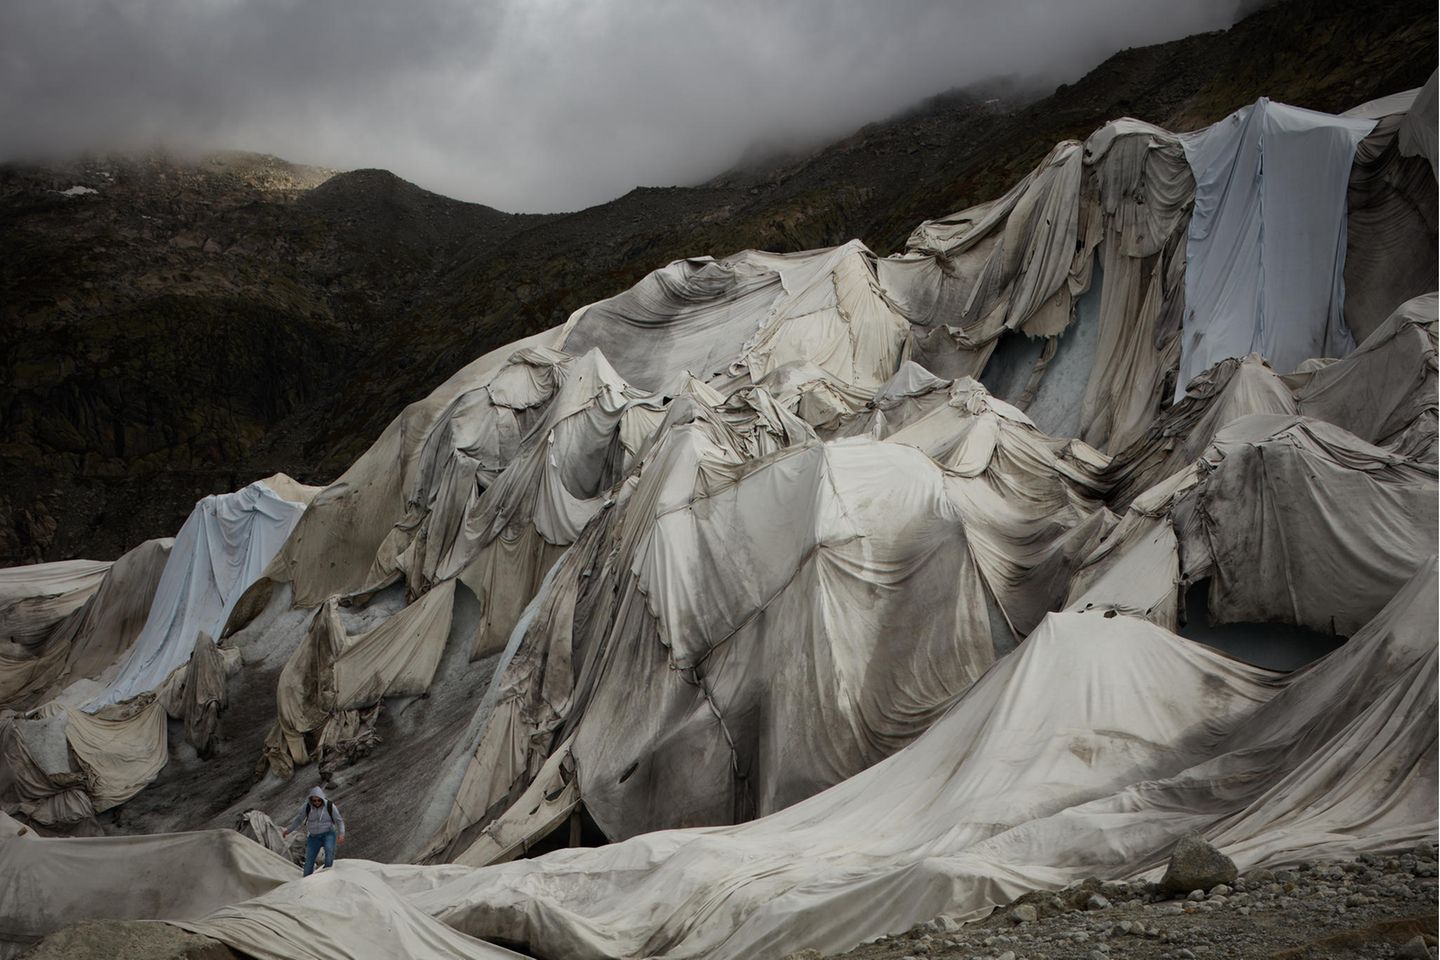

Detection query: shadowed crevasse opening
(1178, 577), (1346, 670)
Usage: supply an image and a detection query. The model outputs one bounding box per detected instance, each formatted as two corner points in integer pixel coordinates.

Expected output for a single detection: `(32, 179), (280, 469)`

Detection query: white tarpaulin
(1175, 414), (1437, 636)
(409, 563), (1435, 960)
(1286, 292), (1438, 459)
(1063, 465), (1198, 628)
(1102, 292), (1436, 507)
(263, 327), (566, 609)
(1398, 70), (1438, 176)
(433, 349), (646, 657)
(87, 476), (316, 710)
(1177, 99), (1377, 397)
(0, 694), (171, 826)
(886, 118), (1192, 454)
(0, 560), (111, 649)
(559, 255), (784, 392)
(41, 539), (173, 707)
(0, 829), (298, 959)
(263, 579), (457, 778)
(63, 699), (169, 812)
(559, 242), (909, 396)
(31, 563), (1412, 960)
(895, 140), (1089, 361)
(181, 865), (527, 960)
(0, 711), (93, 827)
(421, 382), (1113, 860)
(1099, 354), (1296, 507)
(1342, 77), (1438, 342)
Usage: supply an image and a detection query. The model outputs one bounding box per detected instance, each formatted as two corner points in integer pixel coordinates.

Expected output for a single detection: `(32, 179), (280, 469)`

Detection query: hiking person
(282, 785), (347, 876)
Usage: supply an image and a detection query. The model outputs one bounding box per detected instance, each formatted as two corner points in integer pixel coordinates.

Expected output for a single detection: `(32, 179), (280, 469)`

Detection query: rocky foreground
(803, 844), (1440, 960)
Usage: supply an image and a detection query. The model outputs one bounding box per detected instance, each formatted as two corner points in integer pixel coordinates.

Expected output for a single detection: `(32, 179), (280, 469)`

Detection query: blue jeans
(304, 831), (337, 876)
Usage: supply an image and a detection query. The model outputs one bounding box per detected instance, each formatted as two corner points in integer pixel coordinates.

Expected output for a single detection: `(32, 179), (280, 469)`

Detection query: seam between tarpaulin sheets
(834, 263), (857, 373)
(653, 442), (866, 671)
(651, 529), (856, 671)
(1254, 443), (1306, 629)
(1254, 103), (1267, 359)
(928, 432), (1042, 644)
(733, 252), (809, 369)
(1195, 433), (1302, 628)
(1323, 143), (1362, 361)
(682, 660), (750, 822)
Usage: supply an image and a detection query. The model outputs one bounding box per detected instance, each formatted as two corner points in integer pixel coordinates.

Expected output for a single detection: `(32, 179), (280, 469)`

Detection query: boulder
(1398, 936), (1434, 960)
(1159, 834), (1238, 894)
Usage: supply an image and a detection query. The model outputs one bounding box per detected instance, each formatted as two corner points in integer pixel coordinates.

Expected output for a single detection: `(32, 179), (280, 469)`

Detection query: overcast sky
(0, 0), (1254, 213)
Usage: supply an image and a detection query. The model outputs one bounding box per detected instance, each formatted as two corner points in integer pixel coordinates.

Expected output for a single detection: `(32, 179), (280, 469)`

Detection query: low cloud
(0, 0), (1252, 212)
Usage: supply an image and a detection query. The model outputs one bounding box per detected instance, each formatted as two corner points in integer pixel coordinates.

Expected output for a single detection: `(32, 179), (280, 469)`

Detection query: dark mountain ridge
(1, 0), (1434, 564)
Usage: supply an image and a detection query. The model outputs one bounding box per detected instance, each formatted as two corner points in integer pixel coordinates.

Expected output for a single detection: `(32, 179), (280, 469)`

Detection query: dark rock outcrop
(1161, 835), (1240, 894)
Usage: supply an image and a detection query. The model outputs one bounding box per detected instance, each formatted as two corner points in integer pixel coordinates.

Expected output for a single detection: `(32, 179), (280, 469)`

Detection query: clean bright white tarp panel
(87, 480), (310, 710)
(1177, 99), (1376, 398)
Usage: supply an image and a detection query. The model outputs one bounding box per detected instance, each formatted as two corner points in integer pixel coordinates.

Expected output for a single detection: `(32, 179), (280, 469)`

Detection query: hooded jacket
(286, 786), (346, 837)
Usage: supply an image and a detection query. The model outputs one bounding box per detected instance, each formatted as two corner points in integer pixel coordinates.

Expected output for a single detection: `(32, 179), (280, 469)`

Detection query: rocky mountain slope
(0, 155), (552, 562)
(1, 0), (1434, 565)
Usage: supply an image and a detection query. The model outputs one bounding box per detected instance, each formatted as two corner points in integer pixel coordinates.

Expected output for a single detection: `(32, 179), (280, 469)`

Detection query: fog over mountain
(0, 0), (1259, 212)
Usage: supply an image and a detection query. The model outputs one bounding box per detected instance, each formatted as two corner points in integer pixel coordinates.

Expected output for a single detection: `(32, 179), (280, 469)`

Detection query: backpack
(303, 799), (335, 824)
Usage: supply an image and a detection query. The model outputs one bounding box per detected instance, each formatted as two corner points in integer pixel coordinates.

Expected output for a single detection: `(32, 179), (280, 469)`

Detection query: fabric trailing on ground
(0, 712), (93, 827)
(179, 864), (528, 960)
(0, 829), (298, 959)
(165, 631), (237, 756)
(61, 698), (169, 812)
(396, 570), (1431, 960)
(36, 539), (173, 708)
(235, 809), (293, 860)
(0, 692), (171, 826)
(10, 564), (1425, 960)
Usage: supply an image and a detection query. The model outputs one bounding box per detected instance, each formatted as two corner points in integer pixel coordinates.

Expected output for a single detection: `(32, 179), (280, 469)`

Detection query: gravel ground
(809, 846), (1439, 960)
(17, 920), (236, 960)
